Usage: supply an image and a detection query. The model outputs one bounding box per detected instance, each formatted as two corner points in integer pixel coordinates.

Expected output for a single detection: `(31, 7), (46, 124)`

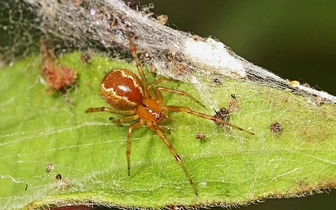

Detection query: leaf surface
(0, 53), (335, 209)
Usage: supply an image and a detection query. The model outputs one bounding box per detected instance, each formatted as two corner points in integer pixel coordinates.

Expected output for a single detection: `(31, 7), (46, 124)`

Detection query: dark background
(142, 0), (336, 96)
(138, 0), (336, 210)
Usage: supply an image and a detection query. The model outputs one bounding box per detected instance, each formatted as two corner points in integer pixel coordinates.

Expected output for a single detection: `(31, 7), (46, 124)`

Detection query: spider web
(0, 0), (336, 209)
(1, 0), (335, 104)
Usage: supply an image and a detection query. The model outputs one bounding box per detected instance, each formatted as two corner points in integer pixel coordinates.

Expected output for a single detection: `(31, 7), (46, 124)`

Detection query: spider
(86, 34), (254, 196)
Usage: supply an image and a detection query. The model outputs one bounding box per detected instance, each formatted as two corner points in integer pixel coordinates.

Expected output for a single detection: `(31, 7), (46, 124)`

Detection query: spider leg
(146, 77), (167, 98)
(127, 33), (149, 94)
(147, 77), (167, 90)
(163, 105), (255, 135)
(86, 107), (138, 127)
(126, 121), (144, 176)
(149, 124), (198, 196)
(146, 77), (205, 107)
(85, 107), (136, 115)
(155, 86), (206, 108)
(156, 124), (171, 134)
(116, 114), (141, 127)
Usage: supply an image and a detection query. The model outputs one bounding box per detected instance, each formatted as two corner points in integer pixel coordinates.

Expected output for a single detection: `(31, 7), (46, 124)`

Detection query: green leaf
(1, 53), (335, 209)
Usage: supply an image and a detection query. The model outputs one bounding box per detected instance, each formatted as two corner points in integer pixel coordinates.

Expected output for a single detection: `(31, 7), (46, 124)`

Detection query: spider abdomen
(100, 69), (144, 110)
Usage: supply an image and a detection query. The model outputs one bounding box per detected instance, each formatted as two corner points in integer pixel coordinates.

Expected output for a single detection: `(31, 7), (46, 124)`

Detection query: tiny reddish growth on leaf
(40, 37), (77, 91)
(42, 66), (77, 90)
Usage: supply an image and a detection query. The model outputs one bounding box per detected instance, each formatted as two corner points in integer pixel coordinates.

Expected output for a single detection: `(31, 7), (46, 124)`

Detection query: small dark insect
(55, 174), (62, 180)
(213, 107), (230, 123)
(45, 163), (54, 173)
(86, 33), (254, 196)
(25, 184), (28, 191)
(213, 78), (222, 85)
(195, 132), (206, 141)
(270, 122), (282, 135)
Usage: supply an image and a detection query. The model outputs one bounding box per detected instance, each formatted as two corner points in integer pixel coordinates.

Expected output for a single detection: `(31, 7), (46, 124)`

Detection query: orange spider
(86, 34), (254, 195)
